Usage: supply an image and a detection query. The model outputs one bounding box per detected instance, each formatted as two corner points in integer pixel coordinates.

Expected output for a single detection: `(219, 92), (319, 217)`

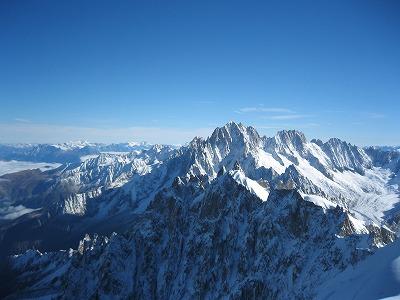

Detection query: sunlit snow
(231, 169), (269, 201)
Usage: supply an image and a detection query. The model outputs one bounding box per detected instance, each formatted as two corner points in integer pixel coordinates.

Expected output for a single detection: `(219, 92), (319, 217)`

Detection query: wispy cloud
(299, 122), (320, 128)
(193, 100), (216, 105)
(263, 114), (311, 120)
(364, 112), (385, 119)
(257, 123), (319, 130)
(236, 107), (295, 114)
(14, 118), (31, 123)
(256, 125), (287, 130)
(235, 105), (313, 123)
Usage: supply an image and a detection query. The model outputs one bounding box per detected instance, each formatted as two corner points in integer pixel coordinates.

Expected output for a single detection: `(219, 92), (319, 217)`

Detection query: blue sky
(0, 0), (399, 145)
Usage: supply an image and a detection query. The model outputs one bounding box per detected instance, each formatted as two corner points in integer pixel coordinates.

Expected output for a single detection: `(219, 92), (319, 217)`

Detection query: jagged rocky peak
(150, 143), (163, 152)
(310, 138), (324, 147)
(276, 129), (307, 144)
(144, 143), (175, 160)
(325, 137), (352, 148)
(233, 160), (242, 171)
(53, 140), (94, 150)
(184, 123), (261, 179)
(364, 146), (400, 171)
(217, 165), (226, 176)
(189, 136), (205, 149)
(208, 121), (261, 150)
(264, 129), (307, 154)
(322, 137), (372, 172)
(322, 137), (365, 153)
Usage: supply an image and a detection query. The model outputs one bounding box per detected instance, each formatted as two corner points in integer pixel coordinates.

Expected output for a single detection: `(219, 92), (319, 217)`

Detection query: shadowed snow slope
(317, 239), (400, 299)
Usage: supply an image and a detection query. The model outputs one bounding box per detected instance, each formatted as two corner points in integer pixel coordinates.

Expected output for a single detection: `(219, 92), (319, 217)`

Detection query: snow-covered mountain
(1, 122), (399, 299)
(0, 141), (153, 164)
(365, 145), (400, 176)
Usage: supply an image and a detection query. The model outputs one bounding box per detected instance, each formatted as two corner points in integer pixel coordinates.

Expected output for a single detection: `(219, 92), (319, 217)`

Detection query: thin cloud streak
(193, 100), (216, 105)
(256, 123), (319, 130)
(256, 125), (286, 130)
(364, 112), (385, 119)
(263, 114), (311, 120)
(236, 107), (295, 114)
(14, 118), (31, 123)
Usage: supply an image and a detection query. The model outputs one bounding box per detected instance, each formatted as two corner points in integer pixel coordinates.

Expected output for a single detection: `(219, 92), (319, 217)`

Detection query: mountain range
(0, 141), (155, 164)
(0, 122), (399, 299)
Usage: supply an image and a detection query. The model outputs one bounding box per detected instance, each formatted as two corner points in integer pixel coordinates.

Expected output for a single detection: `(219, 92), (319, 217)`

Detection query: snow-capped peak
(264, 129), (307, 155)
(276, 129), (307, 145)
(208, 121), (261, 151)
(320, 137), (372, 173)
(126, 141), (150, 147)
(53, 140), (94, 150)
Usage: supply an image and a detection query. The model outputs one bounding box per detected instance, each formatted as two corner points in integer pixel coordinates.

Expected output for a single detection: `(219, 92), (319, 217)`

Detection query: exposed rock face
(265, 129), (307, 155)
(365, 146), (400, 175)
(321, 138), (372, 174)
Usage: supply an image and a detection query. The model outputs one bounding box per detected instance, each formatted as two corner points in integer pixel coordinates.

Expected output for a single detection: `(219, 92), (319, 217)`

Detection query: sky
(0, 0), (399, 145)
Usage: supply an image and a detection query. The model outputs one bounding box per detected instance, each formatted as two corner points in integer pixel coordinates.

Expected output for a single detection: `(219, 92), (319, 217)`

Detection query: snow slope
(317, 239), (400, 299)
(231, 169), (269, 201)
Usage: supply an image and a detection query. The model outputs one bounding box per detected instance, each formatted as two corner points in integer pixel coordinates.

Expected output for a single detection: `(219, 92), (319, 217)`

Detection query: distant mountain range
(0, 141), (154, 164)
(1, 122), (399, 299)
